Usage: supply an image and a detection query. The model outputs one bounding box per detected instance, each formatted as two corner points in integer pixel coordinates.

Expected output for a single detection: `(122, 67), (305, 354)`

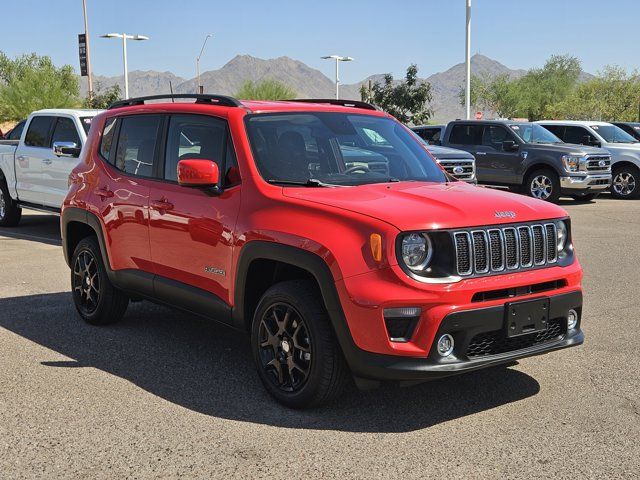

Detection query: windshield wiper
(267, 178), (337, 187)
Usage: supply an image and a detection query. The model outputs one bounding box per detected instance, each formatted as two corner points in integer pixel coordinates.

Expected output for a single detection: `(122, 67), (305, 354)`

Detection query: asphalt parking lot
(0, 198), (638, 479)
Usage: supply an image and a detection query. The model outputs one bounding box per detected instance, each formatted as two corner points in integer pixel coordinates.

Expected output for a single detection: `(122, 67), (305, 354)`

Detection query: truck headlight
(401, 233), (433, 271)
(561, 155), (583, 173)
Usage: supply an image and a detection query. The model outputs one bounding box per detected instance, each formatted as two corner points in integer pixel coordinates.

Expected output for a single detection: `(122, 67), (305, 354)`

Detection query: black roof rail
(108, 94), (242, 110)
(285, 98), (379, 111)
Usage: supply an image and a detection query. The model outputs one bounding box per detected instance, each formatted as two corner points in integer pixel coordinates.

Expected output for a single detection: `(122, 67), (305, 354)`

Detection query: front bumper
(338, 290), (583, 382)
(560, 173), (611, 191)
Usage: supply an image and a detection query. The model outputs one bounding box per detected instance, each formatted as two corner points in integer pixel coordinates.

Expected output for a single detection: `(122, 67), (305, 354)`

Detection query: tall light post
(101, 33), (149, 99)
(196, 33), (213, 94)
(321, 55), (354, 99)
(465, 0), (472, 120)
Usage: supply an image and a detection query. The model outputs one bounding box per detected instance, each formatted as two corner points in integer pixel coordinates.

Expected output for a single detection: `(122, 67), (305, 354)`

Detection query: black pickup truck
(440, 120), (612, 202)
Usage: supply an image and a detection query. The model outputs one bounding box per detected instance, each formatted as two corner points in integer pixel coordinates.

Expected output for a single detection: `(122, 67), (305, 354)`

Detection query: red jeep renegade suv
(61, 95), (584, 408)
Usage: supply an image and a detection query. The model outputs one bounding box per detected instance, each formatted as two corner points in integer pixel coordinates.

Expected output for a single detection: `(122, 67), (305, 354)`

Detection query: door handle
(16, 155), (26, 162)
(42, 158), (53, 165)
(151, 199), (174, 211)
(95, 187), (114, 199)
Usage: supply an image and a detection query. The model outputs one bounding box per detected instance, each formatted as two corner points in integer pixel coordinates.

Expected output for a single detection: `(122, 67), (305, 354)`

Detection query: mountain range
(83, 54), (528, 122)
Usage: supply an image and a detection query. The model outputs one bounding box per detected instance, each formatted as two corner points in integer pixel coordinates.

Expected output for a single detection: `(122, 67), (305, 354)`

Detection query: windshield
(590, 124), (638, 144)
(509, 123), (562, 144)
(245, 112), (448, 186)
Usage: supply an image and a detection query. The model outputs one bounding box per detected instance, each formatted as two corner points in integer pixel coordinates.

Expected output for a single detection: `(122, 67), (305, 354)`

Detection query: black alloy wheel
(257, 302), (312, 392)
(72, 249), (101, 316)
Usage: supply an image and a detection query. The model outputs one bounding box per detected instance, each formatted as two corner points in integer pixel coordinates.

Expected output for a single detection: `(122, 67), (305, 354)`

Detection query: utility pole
(465, 0), (472, 120)
(101, 33), (149, 99)
(81, 0), (94, 102)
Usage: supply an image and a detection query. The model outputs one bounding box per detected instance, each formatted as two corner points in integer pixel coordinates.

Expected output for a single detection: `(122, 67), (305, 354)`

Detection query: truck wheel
(71, 236), (129, 325)
(0, 179), (22, 227)
(250, 280), (350, 408)
(525, 168), (560, 203)
(611, 165), (639, 199)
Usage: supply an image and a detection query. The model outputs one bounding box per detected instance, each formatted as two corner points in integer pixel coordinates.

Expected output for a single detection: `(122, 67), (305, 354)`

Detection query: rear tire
(611, 165), (640, 199)
(71, 236), (129, 325)
(250, 280), (350, 408)
(0, 179), (22, 227)
(525, 168), (561, 203)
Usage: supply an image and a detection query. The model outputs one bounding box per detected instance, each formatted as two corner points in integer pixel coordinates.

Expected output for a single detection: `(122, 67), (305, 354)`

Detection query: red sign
(475, 111), (483, 120)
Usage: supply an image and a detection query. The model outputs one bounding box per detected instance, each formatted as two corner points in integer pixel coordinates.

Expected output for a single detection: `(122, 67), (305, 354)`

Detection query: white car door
(15, 115), (56, 205)
(48, 116), (83, 208)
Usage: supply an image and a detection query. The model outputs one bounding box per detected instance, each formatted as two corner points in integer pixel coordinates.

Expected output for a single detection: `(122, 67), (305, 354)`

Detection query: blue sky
(2, 0), (639, 83)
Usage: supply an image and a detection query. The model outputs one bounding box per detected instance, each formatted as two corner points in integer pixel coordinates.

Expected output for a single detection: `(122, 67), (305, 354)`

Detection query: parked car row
(414, 118), (640, 201)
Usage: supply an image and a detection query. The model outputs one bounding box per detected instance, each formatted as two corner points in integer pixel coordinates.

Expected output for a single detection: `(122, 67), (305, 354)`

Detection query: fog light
(437, 334), (454, 357)
(567, 309), (579, 330)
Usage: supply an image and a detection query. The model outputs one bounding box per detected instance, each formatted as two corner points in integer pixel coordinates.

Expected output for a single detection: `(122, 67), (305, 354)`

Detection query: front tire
(71, 237), (129, 325)
(0, 179), (22, 227)
(525, 168), (561, 203)
(250, 280), (349, 408)
(611, 165), (639, 199)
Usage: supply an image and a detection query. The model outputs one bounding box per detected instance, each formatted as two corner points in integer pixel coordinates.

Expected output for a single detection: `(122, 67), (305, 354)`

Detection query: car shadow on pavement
(0, 213), (61, 246)
(0, 292), (540, 433)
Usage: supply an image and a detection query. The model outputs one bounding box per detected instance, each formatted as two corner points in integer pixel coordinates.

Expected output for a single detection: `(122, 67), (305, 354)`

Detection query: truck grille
(437, 159), (475, 181)
(585, 155), (611, 173)
(453, 223), (558, 277)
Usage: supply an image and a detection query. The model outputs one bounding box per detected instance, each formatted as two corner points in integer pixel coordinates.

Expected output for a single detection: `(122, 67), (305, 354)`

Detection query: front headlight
(561, 155), (584, 172)
(401, 233), (433, 271)
(555, 220), (569, 256)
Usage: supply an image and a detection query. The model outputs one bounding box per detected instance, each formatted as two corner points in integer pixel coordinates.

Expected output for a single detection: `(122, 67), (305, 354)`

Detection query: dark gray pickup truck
(440, 120), (612, 202)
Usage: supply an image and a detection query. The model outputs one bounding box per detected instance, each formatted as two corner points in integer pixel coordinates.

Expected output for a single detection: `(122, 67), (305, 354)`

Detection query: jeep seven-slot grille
(454, 223), (558, 277)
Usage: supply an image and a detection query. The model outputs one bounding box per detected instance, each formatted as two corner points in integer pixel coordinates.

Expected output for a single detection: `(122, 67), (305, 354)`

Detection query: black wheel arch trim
(61, 207), (232, 324)
(233, 241), (363, 369)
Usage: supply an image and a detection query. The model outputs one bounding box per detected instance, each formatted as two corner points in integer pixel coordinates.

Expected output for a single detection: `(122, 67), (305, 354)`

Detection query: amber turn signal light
(370, 233), (382, 262)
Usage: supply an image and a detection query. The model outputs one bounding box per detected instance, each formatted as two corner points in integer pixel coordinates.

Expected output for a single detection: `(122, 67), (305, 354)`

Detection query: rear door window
(449, 124), (483, 145)
(24, 116), (55, 147)
(7, 120), (26, 140)
(113, 115), (162, 177)
(51, 117), (81, 146)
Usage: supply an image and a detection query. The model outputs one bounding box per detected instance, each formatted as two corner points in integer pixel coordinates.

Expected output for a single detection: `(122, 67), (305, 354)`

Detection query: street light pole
(465, 0), (472, 120)
(81, 0), (94, 102)
(322, 55), (354, 99)
(101, 33), (149, 99)
(196, 34), (213, 94)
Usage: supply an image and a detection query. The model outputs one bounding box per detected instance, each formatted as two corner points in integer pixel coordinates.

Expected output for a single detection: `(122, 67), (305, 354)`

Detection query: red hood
(283, 181), (567, 231)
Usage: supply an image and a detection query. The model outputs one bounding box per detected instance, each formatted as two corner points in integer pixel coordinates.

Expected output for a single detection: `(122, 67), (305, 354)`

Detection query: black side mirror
(502, 140), (518, 151)
(582, 135), (600, 147)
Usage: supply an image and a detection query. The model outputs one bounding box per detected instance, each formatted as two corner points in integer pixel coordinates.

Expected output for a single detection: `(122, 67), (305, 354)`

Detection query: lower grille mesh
(466, 318), (565, 357)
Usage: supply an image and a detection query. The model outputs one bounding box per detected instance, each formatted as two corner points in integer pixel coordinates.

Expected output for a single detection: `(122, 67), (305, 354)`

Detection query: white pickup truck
(0, 109), (102, 226)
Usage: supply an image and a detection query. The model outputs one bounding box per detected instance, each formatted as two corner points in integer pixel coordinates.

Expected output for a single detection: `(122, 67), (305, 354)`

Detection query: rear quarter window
(99, 118), (117, 161)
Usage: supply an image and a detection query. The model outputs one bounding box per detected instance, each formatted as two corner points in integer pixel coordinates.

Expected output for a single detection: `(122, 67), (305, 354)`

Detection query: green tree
(0, 52), (79, 121)
(551, 66), (640, 121)
(459, 73), (520, 118)
(517, 54), (582, 120)
(83, 82), (122, 109)
(235, 79), (296, 100)
(360, 64), (432, 125)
